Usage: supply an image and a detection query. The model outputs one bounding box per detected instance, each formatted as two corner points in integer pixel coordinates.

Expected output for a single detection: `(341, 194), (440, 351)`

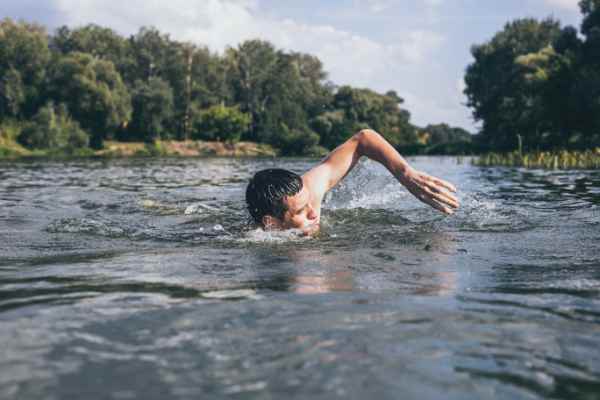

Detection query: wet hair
(246, 169), (303, 225)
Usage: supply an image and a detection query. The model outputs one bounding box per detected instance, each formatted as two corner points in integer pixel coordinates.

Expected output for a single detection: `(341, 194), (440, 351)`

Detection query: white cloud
(53, 0), (444, 84)
(542, 0), (579, 11)
(360, 0), (444, 13)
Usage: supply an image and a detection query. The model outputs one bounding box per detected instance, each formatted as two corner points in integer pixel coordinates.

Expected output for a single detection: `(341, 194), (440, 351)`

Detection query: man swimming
(245, 129), (459, 235)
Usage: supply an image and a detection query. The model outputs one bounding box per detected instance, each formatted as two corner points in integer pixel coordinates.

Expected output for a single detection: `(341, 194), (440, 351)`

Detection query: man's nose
(307, 206), (317, 220)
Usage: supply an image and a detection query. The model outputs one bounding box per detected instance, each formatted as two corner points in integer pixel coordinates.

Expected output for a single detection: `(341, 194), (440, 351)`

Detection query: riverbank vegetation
(466, 0), (600, 168)
(0, 18), (471, 159)
(474, 149), (600, 169)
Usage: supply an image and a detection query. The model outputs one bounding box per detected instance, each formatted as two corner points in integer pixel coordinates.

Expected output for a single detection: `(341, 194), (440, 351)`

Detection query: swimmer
(245, 129), (459, 235)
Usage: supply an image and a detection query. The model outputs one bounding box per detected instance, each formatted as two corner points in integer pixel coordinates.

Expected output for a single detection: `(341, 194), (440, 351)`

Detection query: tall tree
(464, 18), (562, 151)
(0, 19), (51, 118)
(51, 24), (133, 83)
(225, 40), (280, 142)
(313, 86), (415, 149)
(47, 52), (131, 148)
(127, 77), (174, 142)
(578, 0), (600, 144)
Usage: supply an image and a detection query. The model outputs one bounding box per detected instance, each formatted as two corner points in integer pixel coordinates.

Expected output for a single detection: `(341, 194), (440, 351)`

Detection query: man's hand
(398, 167), (459, 215)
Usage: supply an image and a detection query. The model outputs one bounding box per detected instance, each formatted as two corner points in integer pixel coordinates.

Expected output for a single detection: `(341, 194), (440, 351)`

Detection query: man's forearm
(356, 129), (412, 183)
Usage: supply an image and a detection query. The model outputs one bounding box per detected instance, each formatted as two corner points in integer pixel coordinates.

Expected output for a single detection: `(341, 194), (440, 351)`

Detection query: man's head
(246, 168), (319, 232)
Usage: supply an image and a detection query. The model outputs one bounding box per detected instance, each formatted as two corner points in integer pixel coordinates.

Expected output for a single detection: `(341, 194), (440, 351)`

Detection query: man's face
(277, 186), (320, 234)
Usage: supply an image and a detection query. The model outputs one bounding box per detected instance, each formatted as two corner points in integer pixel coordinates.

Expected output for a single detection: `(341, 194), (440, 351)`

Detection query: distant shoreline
(0, 140), (278, 160)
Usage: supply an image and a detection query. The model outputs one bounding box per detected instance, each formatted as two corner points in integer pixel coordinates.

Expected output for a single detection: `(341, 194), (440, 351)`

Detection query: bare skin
(262, 129), (459, 234)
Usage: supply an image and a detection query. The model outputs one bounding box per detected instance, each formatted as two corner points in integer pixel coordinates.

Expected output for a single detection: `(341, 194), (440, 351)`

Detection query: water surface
(1, 157), (600, 399)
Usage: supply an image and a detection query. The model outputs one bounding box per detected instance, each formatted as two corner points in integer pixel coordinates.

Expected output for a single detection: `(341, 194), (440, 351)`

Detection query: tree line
(465, 0), (600, 153)
(0, 19), (471, 157)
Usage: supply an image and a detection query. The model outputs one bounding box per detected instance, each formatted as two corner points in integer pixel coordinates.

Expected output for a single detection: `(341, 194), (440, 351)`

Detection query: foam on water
(237, 228), (313, 244)
(184, 202), (219, 215)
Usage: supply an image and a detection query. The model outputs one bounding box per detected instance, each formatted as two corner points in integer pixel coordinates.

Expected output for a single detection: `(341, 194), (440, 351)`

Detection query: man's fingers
(414, 190), (455, 215)
(432, 178), (456, 193)
(403, 171), (459, 215)
(429, 190), (459, 210)
(423, 174), (456, 193)
(423, 181), (460, 207)
(424, 196), (454, 215)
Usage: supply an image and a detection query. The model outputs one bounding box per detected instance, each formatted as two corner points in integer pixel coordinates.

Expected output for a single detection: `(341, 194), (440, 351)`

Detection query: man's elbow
(354, 129), (381, 151)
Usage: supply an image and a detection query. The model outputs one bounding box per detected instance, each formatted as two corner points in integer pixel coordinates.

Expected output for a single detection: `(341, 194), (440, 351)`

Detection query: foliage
(312, 110), (356, 150)
(419, 123), (472, 146)
(0, 119), (30, 157)
(0, 19), (51, 118)
(313, 87), (417, 149)
(475, 149), (600, 169)
(467, 3), (600, 156)
(191, 104), (250, 142)
(51, 24), (132, 79)
(273, 124), (322, 156)
(18, 102), (89, 150)
(47, 52), (131, 148)
(465, 18), (562, 151)
(127, 77), (174, 142)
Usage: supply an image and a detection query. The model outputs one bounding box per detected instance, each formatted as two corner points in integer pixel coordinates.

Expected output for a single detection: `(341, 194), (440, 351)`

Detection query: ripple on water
(3, 158), (600, 399)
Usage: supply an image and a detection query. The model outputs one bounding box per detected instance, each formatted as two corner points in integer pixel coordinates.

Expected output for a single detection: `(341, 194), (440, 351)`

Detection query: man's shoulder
(302, 164), (330, 209)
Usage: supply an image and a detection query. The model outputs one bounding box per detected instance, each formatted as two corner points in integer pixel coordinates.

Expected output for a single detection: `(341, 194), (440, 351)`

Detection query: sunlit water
(1, 157), (600, 399)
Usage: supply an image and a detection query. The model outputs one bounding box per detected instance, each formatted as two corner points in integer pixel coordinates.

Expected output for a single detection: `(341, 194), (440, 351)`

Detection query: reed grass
(474, 149), (600, 169)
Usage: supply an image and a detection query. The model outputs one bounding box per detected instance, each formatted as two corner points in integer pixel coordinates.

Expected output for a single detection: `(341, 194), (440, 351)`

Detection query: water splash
(184, 203), (219, 215)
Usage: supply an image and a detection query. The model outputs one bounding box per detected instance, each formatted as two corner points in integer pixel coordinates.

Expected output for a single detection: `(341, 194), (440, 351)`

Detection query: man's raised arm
(302, 129), (459, 215)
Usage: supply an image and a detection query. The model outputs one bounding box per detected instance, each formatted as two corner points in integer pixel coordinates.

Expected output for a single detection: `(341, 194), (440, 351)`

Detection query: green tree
(313, 86), (416, 149)
(0, 68), (25, 118)
(225, 40), (279, 142)
(421, 123), (472, 145)
(580, 0), (600, 36)
(288, 52), (333, 117)
(512, 3), (600, 149)
(51, 24), (133, 83)
(225, 41), (328, 153)
(0, 19), (51, 118)
(578, 0), (600, 145)
(312, 110), (356, 149)
(275, 124), (322, 156)
(464, 18), (562, 151)
(127, 77), (174, 142)
(47, 52), (131, 148)
(191, 104), (250, 142)
(163, 42), (228, 138)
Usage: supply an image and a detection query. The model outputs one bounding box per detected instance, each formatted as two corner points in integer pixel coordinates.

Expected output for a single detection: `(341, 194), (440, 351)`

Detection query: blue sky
(4, 0), (584, 131)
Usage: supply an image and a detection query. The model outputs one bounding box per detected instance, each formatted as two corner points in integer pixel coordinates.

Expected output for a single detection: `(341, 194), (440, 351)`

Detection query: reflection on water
(1, 157), (600, 399)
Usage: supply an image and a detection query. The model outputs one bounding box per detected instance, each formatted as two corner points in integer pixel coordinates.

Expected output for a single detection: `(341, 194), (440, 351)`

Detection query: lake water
(1, 156), (600, 399)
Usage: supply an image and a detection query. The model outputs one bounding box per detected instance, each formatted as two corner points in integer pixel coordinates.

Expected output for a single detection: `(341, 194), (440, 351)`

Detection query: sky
(3, 0), (584, 131)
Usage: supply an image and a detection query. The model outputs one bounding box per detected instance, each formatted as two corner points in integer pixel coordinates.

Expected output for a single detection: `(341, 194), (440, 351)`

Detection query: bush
(276, 124), (322, 156)
(17, 102), (89, 150)
(191, 104), (250, 142)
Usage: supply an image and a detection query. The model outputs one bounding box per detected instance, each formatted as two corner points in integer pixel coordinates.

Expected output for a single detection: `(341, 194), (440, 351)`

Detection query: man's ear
(262, 215), (282, 230)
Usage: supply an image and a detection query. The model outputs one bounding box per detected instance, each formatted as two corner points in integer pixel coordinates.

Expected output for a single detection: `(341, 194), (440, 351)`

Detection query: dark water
(1, 157), (600, 399)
